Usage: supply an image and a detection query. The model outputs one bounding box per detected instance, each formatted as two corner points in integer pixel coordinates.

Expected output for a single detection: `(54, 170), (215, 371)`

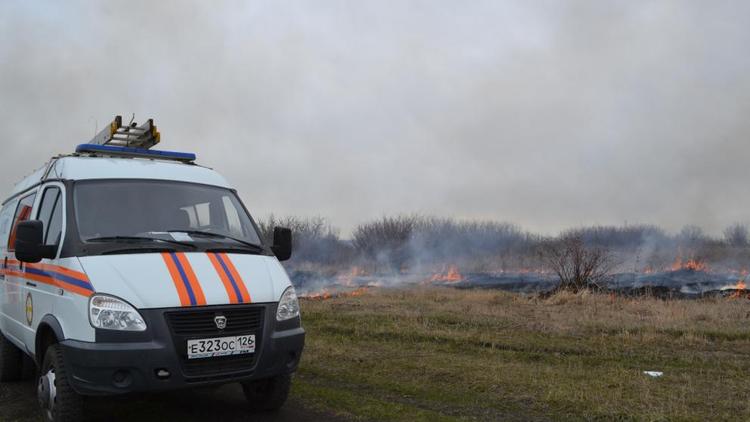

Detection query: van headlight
(276, 286), (300, 321)
(89, 295), (147, 332)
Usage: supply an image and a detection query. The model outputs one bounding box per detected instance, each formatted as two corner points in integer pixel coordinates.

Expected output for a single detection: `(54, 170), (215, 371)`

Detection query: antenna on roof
(88, 115), (161, 149)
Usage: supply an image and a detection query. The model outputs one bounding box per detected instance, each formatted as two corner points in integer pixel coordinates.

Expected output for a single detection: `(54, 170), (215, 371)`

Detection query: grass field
(291, 287), (750, 421)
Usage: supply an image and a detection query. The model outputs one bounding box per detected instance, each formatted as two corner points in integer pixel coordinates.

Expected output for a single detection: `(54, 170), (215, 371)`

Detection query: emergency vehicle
(0, 117), (304, 421)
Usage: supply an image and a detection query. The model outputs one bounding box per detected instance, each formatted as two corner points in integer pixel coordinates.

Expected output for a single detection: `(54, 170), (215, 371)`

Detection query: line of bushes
(255, 215), (750, 274)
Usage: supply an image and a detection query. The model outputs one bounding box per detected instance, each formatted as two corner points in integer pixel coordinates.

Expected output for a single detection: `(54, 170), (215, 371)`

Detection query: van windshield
(74, 180), (262, 247)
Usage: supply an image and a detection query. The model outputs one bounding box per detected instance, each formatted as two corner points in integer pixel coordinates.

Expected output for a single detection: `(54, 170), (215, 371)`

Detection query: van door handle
(26, 281), (37, 287)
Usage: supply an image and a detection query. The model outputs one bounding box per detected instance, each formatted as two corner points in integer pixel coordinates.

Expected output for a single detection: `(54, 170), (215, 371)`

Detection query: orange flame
(347, 287), (368, 297)
(303, 288), (333, 300)
(671, 256), (707, 272)
(430, 265), (464, 283)
(301, 286), (371, 300)
(729, 280), (748, 299)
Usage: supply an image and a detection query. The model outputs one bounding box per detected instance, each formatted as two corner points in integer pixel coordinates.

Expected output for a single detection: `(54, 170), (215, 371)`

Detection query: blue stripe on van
(214, 253), (244, 304)
(169, 252), (197, 306)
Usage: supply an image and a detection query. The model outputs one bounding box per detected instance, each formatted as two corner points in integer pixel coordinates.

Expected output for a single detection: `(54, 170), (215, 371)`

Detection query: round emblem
(25, 293), (33, 326)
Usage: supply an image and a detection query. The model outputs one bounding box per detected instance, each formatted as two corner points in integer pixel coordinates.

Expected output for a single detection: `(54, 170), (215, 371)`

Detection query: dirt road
(0, 378), (345, 422)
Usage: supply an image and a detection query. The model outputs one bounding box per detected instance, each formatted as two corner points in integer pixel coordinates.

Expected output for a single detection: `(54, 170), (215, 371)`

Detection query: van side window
(7, 193), (37, 251)
(46, 195), (63, 246)
(38, 187), (63, 246)
(0, 201), (17, 249)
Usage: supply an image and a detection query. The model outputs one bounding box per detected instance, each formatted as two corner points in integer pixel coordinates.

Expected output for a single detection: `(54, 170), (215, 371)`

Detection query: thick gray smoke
(2, 1), (750, 237)
(255, 215), (750, 296)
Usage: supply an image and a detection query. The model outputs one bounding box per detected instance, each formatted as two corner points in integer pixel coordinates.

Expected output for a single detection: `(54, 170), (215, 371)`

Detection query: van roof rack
(75, 115), (197, 163)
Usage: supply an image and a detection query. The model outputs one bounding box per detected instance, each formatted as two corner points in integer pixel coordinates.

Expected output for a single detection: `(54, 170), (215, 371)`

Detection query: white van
(0, 118), (304, 422)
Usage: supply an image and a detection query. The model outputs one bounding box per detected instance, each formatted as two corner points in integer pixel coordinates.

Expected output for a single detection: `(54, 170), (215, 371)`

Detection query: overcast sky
(1, 0), (749, 236)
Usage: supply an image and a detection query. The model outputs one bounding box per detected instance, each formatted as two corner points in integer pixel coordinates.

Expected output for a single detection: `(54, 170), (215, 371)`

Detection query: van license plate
(187, 335), (255, 360)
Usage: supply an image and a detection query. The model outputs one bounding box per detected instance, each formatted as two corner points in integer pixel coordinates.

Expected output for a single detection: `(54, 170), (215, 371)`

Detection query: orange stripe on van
(208, 253), (240, 304)
(220, 253), (252, 303)
(5, 259), (94, 297)
(7, 260), (90, 283)
(162, 252), (192, 306)
(174, 253), (206, 306)
(38, 263), (89, 282)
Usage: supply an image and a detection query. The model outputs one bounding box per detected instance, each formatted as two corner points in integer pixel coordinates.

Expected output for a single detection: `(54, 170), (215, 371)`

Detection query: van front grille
(164, 305), (266, 379)
(166, 307), (264, 336)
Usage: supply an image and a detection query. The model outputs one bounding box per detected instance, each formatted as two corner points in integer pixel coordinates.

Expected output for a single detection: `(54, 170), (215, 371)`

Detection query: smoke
(311, 219), (750, 300)
(2, 1), (750, 236)
(256, 214), (750, 296)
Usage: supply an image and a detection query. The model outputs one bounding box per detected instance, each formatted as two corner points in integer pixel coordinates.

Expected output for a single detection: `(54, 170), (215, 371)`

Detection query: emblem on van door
(214, 316), (227, 330)
(25, 293), (33, 326)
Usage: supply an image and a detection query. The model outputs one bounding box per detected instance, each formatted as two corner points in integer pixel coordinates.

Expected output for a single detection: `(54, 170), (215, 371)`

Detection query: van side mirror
(271, 227), (292, 262)
(14, 220), (56, 263)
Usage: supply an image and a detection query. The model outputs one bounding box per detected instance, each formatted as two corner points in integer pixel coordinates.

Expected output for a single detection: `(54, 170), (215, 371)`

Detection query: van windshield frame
(67, 179), (268, 257)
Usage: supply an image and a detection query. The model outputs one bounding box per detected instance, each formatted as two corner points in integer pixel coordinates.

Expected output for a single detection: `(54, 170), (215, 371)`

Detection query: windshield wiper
(86, 236), (196, 249)
(166, 230), (265, 253)
(101, 247), (178, 255)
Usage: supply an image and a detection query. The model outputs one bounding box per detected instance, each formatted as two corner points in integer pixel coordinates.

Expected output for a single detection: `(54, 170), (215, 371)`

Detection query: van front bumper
(59, 304), (304, 396)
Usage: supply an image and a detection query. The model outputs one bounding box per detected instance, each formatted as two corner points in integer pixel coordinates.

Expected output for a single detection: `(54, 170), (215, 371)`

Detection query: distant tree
(256, 215), (352, 265)
(575, 225), (666, 249)
(678, 225), (706, 246)
(541, 232), (615, 292)
(407, 217), (531, 264)
(352, 216), (418, 268)
(723, 223), (749, 247)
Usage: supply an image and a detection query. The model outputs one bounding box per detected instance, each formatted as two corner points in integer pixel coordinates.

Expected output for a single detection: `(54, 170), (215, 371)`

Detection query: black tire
(0, 332), (23, 382)
(242, 373), (292, 411)
(39, 344), (83, 422)
(22, 352), (37, 380)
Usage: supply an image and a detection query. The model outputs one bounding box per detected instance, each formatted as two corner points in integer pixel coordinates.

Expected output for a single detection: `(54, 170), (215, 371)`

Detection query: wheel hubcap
(38, 368), (56, 419)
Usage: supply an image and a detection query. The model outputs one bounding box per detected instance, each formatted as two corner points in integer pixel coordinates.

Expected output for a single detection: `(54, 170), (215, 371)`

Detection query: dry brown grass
(294, 287), (750, 421)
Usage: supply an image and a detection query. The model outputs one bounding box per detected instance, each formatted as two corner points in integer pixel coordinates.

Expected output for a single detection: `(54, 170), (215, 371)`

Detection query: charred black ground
(290, 268), (750, 300)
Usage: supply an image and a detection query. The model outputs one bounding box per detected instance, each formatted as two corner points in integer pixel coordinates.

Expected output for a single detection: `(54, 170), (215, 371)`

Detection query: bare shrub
(350, 216), (538, 271)
(257, 215), (330, 244)
(352, 216), (418, 268)
(540, 232), (615, 292)
(256, 215), (353, 265)
(407, 217), (535, 268)
(678, 225), (706, 245)
(723, 223), (749, 247)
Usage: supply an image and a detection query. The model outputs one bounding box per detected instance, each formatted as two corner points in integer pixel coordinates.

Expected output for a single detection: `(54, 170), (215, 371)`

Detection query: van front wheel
(0, 332), (23, 382)
(39, 344), (83, 422)
(242, 373), (292, 411)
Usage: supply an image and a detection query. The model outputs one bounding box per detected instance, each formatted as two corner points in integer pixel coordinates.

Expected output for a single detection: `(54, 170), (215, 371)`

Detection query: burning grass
(428, 265), (464, 283)
(292, 287), (750, 421)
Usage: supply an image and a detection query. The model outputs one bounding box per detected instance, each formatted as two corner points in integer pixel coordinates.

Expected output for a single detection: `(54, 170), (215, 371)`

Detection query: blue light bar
(75, 144), (196, 163)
